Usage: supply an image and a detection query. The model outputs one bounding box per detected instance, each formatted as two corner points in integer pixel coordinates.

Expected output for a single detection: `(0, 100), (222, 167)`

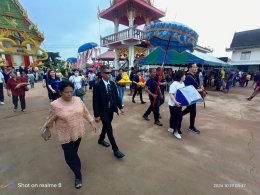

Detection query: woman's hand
(174, 101), (181, 107)
(90, 120), (97, 133)
(95, 117), (101, 123)
(120, 108), (125, 115)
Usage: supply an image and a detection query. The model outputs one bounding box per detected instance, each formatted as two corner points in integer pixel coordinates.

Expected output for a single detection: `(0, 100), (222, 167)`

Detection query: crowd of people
(1, 63), (259, 189)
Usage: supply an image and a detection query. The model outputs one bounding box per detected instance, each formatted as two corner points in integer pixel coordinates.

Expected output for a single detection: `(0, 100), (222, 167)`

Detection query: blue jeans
(117, 86), (125, 106)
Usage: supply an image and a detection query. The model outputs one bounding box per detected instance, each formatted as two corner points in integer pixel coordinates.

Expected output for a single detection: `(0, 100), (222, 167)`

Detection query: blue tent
(139, 48), (230, 67)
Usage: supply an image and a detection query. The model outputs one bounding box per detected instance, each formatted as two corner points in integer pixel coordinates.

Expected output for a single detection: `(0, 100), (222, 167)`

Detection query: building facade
(99, 0), (165, 69)
(226, 29), (260, 72)
(0, 0), (47, 68)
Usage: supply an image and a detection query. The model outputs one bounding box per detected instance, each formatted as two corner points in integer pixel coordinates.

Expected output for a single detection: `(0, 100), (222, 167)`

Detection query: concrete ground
(0, 83), (259, 195)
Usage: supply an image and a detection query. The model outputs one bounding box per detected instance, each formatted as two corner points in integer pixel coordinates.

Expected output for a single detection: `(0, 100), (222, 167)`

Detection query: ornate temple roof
(99, 0), (165, 26)
(0, 0), (44, 43)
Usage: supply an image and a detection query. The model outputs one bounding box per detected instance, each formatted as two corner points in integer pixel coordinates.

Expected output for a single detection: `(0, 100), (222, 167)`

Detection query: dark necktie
(107, 83), (113, 108)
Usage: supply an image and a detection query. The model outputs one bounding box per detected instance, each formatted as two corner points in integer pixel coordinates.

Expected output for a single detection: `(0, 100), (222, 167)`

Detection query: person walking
(69, 69), (84, 100)
(0, 70), (6, 105)
(42, 81), (96, 189)
(247, 77), (260, 101)
(115, 68), (126, 107)
(93, 65), (125, 159)
(143, 69), (163, 126)
(47, 69), (60, 101)
(182, 63), (203, 134)
(132, 71), (146, 104)
(6, 71), (28, 112)
(168, 70), (186, 139)
(27, 70), (35, 88)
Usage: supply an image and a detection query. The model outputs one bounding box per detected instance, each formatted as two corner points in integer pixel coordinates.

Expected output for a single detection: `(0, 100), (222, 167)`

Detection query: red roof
(99, 0), (165, 26)
(96, 49), (115, 60)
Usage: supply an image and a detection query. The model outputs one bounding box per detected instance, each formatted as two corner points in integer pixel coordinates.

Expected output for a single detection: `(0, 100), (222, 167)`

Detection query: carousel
(0, 0), (48, 68)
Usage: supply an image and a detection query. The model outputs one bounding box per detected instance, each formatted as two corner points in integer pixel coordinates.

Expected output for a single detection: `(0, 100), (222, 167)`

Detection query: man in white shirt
(0, 70), (6, 105)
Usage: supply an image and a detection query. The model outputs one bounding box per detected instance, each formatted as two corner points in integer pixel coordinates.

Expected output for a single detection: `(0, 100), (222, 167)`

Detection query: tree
(42, 52), (61, 68)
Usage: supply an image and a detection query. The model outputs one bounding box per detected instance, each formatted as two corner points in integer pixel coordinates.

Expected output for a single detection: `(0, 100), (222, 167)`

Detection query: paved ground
(0, 83), (259, 195)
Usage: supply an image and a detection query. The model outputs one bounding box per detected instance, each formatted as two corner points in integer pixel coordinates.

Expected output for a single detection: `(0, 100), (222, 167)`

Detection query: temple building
(99, 0), (165, 68)
(0, 0), (47, 68)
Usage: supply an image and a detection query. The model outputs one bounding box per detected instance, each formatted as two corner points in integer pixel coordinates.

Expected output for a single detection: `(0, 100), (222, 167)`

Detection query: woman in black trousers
(168, 70), (186, 139)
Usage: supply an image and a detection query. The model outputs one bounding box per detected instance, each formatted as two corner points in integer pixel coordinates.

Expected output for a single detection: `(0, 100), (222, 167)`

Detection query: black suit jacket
(93, 79), (122, 118)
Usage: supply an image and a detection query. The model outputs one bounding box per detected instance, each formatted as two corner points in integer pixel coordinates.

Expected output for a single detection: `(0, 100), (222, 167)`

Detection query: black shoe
(132, 100), (136, 103)
(188, 127), (200, 134)
(98, 140), (110, 147)
(141, 101), (146, 104)
(178, 129), (182, 134)
(114, 150), (125, 159)
(154, 121), (163, 126)
(75, 178), (82, 189)
(143, 115), (150, 121)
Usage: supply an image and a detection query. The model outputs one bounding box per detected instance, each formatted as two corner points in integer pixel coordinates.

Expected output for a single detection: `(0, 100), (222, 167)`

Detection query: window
(240, 51), (251, 60)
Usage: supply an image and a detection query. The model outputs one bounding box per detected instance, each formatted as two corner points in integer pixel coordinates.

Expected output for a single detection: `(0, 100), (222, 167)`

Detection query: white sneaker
(168, 128), (174, 133)
(174, 132), (182, 139)
(0, 102), (4, 105)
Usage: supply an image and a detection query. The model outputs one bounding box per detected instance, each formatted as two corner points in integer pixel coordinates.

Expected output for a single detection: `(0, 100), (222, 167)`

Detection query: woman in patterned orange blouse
(43, 80), (96, 189)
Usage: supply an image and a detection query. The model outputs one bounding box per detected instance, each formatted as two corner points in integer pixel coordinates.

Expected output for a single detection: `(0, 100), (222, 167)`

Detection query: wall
(231, 48), (260, 65)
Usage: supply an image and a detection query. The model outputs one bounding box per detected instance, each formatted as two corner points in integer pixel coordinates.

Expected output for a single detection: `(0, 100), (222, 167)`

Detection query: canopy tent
(139, 48), (230, 67)
(189, 50), (231, 67)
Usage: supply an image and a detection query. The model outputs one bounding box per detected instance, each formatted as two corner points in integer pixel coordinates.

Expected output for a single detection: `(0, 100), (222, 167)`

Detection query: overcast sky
(20, 0), (260, 60)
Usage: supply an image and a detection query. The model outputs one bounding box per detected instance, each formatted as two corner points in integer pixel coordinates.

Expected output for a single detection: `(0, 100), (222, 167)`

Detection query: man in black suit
(93, 65), (125, 159)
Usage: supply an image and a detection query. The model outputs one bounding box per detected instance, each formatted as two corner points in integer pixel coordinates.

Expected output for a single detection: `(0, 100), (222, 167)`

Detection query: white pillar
(145, 17), (151, 26)
(128, 45), (135, 68)
(114, 18), (119, 33)
(114, 48), (119, 69)
(128, 10), (135, 27)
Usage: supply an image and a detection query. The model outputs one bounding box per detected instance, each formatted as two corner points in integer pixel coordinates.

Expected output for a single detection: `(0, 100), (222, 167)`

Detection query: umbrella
(77, 42), (98, 69)
(65, 57), (77, 69)
(66, 57), (77, 63)
(146, 22), (199, 54)
(78, 42), (98, 53)
(145, 21), (199, 107)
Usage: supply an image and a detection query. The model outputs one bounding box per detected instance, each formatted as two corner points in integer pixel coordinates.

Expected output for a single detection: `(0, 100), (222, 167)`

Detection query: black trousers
(182, 103), (196, 129)
(143, 96), (160, 122)
(0, 83), (4, 102)
(169, 106), (183, 132)
(132, 87), (143, 102)
(61, 138), (82, 180)
(12, 95), (26, 110)
(99, 108), (119, 151)
(160, 90), (165, 106)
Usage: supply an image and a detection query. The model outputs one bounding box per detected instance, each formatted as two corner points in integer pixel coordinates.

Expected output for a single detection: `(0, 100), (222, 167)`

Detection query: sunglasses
(103, 72), (112, 75)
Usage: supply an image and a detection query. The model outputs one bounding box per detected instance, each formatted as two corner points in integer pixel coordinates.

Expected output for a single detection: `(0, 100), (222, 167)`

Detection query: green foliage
(42, 52), (61, 68)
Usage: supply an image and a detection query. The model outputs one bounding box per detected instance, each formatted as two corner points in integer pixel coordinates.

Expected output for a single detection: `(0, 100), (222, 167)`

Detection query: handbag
(41, 127), (51, 141)
(23, 86), (29, 91)
(76, 88), (86, 97)
(73, 76), (86, 97)
(199, 90), (207, 99)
